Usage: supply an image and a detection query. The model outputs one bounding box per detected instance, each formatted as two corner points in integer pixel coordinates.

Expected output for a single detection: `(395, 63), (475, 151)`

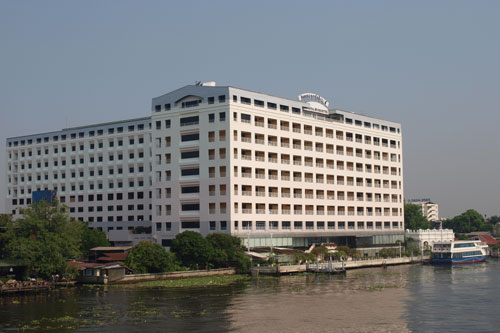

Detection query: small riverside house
(69, 261), (132, 284)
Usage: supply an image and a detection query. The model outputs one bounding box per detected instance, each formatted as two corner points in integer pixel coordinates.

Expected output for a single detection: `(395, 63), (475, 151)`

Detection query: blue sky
(1, 0), (499, 218)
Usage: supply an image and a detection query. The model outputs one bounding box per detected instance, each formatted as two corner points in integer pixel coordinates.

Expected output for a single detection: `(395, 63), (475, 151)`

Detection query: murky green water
(1, 260), (499, 332)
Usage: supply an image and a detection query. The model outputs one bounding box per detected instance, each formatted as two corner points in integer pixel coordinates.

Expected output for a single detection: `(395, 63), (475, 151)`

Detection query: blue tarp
(32, 190), (57, 204)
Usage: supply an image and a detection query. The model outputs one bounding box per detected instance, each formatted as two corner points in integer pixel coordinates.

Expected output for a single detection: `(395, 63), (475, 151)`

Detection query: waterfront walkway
(251, 256), (430, 276)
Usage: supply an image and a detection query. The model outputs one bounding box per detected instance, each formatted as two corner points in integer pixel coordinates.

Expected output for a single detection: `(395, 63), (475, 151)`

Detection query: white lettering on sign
(298, 93), (330, 108)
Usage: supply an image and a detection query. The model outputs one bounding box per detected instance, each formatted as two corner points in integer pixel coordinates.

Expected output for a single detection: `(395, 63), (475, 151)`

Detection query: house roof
(68, 260), (129, 271)
(90, 246), (132, 252)
(478, 234), (499, 246)
(97, 252), (128, 262)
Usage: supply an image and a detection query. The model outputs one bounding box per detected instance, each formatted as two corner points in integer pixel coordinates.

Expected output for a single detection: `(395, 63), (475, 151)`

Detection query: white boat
(431, 240), (488, 264)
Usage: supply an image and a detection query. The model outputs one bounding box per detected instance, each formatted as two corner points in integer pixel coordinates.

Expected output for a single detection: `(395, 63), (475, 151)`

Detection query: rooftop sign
(298, 93), (330, 108)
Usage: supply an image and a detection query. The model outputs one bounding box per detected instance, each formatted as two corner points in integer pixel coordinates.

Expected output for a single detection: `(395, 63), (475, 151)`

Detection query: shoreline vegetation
(118, 274), (251, 289)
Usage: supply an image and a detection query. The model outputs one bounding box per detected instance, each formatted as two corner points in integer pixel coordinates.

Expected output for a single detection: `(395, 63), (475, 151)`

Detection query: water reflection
(226, 267), (411, 333)
(2, 262), (500, 332)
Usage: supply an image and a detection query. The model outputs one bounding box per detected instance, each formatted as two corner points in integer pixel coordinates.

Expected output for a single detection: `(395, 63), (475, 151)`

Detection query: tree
(443, 209), (491, 233)
(125, 241), (179, 274)
(206, 233), (251, 273)
(6, 201), (82, 279)
(170, 231), (215, 269)
(80, 224), (110, 256)
(486, 215), (500, 226)
(404, 204), (430, 230)
(0, 214), (15, 259)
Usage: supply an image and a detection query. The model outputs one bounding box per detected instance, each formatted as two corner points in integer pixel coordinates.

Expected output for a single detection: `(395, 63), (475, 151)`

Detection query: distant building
(406, 229), (454, 250)
(406, 199), (439, 221)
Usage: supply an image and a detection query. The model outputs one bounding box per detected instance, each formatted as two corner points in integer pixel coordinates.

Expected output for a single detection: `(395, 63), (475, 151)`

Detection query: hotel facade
(5, 82), (404, 248)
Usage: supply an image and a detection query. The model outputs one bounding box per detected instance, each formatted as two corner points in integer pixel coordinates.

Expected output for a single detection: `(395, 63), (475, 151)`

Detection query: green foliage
(80, 225), (110, 256)
(486, 216), (500, 225)
(5, 201), (83, 279)
(133, 274), (250, 288)
(125, 241), (179, 274)
(205, 233), (251, 273)
(294, 252), (316, 263)
(378, 248), (397, 258)
(404, 204), (430, 230)
(405, 238), (420, 256)
(0, 214), (15, 259)
(170, 231), (215, 269)
(443, 209), (491, 233)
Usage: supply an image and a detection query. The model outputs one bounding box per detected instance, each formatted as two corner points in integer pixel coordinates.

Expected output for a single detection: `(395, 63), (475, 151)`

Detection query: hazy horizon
(1, 0), (499, 219)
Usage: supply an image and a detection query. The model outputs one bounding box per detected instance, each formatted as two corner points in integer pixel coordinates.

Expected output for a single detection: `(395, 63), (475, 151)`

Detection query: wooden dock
(0, 281), (54, 294)
(251, 256), (430, 276)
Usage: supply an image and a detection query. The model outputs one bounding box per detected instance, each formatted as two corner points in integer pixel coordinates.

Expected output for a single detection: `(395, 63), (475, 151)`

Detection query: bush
(125, 241), (179, 274)
(170, 231), (215, 269)
(206, 233), (251, 273)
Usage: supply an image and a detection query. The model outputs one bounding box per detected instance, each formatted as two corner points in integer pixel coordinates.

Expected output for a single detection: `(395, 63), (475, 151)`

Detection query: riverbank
(121, 274), (250, 289)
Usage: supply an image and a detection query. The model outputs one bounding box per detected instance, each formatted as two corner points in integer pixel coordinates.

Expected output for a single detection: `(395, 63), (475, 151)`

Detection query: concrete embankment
(251, 256), (430, 276)
(113, 268), (236, 284)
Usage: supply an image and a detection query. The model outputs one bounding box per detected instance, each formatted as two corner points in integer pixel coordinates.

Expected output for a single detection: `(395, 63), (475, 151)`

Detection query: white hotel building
(6, 82), (404, 248)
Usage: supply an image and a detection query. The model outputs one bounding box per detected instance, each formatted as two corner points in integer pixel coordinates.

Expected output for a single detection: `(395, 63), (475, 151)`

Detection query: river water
(1, 259), (500, 332)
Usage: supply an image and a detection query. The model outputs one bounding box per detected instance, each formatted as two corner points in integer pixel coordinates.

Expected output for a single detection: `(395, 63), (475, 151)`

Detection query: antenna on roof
(195, 81), (202, 86)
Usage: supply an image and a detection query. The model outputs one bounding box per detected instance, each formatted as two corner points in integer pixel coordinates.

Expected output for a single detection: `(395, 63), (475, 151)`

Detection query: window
(218, 95), (226, 103)
(182, 221), (200, 229)
(208, 97), (214, 104)
(209, 113), (215, 123)
(165, 103), (171, 110)
(254, 99), (264, 107)
(219, 112), (226, 121)
(241, 113), (251, 123)
(181, 133), (199, 142)
(267, 102), (277, 110)
(292, 107), (301, 114)
(210, 221), (216, 231)
(181, 100), (201, 108)
(181, 168), (199, 176)
(181, 186), (199, 194)
(165, 119), (171, 128)
(155, 105), (161, 112)
(241, 97), (251, 104)
(162, 239), (172, 247)
(280, 105), (289, 112)
(181, 151), (199, 159)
